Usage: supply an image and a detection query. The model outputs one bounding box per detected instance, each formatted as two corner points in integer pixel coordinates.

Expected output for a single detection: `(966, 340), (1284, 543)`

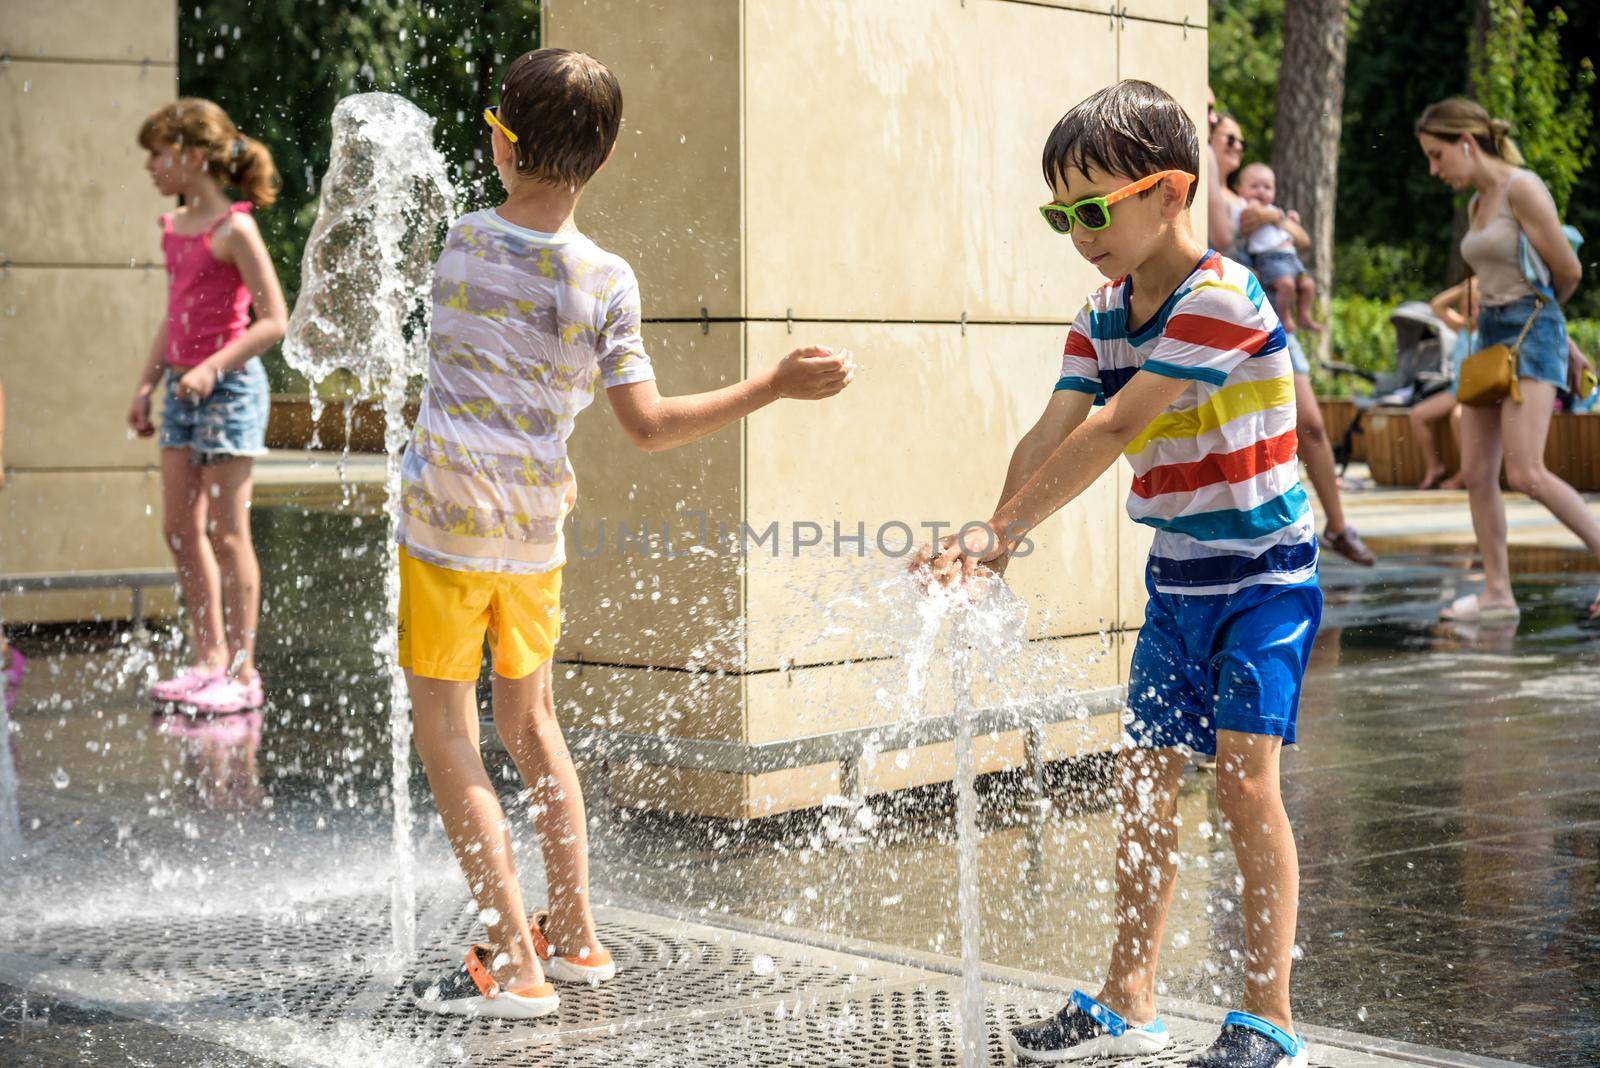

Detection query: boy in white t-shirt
(404, 48), (854, 1019)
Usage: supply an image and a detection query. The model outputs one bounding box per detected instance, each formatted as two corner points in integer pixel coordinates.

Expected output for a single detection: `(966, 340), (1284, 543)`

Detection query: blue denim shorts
(1284, 331), (1310, 376)
(1126, 571), (1322, 756)
(1478, 296), (1568, 390)
(1253, 248), (1306, 286)
(159, 357), (270, 460)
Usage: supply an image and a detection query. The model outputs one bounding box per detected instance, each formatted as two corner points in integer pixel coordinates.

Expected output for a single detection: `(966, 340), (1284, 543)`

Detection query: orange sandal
(413, 944), (559, 1019)
(531, 910), (616, 986)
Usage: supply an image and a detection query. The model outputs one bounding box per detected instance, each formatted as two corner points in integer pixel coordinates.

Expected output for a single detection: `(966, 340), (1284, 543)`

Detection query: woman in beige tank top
(1416, 97), (1593, 621)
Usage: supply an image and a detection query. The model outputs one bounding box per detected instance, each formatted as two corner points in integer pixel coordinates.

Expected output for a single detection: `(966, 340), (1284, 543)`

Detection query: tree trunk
(1272, 0), (1348, 345)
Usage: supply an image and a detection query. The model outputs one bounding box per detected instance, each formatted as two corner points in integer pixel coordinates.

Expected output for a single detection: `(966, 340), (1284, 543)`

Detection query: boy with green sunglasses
(918, 79), (1316, 1068)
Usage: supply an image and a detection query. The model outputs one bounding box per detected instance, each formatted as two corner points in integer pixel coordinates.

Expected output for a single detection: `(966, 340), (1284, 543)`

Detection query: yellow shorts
(397, 546), (562, 682)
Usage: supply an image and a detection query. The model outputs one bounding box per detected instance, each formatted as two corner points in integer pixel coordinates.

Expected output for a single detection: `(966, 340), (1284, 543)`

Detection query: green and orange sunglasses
(1039, 169), (1195, 235)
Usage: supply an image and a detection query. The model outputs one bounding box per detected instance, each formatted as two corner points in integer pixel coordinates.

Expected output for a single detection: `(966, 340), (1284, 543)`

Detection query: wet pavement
(1, 493), (1596, 1066)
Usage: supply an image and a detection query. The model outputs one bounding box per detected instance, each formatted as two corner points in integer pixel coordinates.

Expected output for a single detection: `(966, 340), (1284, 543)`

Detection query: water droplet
(751, 954), (775, 976)
(51, 768), (70, 789)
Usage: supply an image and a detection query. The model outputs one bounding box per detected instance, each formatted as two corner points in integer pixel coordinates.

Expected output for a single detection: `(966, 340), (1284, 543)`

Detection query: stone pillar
(546, 0), (1209, 818)
(0, 1), (178, 623)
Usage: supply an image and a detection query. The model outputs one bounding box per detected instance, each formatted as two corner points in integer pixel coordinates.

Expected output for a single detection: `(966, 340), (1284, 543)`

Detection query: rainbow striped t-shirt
(1056, 250), (1317, 596)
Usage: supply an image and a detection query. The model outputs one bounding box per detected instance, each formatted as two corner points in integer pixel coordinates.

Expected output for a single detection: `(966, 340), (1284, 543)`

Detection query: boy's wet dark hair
(498, 48), (622, 188)
(1042, 80), (1199, 206)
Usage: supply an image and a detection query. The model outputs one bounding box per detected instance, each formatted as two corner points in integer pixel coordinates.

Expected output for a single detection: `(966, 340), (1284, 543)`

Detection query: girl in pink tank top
(161, 200), (258, 369)
(128, 98), (289, 714)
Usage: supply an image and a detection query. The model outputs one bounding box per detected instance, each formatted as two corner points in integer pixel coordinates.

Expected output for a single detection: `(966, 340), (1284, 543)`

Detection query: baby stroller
(1322, 301), (1457, 473)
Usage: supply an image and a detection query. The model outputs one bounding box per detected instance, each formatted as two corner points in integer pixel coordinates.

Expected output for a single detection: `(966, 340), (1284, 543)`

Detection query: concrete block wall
(0, 0), (178, 623)
(547, 0), (1209, 818)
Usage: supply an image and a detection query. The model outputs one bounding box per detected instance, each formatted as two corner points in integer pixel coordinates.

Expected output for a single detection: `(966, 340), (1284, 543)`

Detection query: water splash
(284, 93), (451, 387)
(0, 662), (22, 857)
(283, 92), (456, 964)
(917, 571), (1027, 1067)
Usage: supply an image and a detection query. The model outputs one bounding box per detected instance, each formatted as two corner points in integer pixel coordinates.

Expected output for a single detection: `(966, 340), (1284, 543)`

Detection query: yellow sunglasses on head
(483, 105), (518, 143)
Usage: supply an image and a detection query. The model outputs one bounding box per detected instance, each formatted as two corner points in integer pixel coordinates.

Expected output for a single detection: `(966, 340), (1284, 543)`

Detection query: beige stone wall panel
(544, 0), (743, 319)
(957, 3), (1117, 322)
(1, 267), (166, 470)
(742, 321), (1123, 669)
(561, 323), (746, 670)
(0, 0), (175, 63)
(0, 62), (173, 266)
(556, 663), (745, 744)
(743, 0), (967, 321)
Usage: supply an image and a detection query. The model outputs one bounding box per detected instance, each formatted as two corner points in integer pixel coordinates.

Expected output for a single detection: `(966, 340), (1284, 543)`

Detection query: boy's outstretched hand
(770, 346), (855, 400)
(909, 521), (1010, 588)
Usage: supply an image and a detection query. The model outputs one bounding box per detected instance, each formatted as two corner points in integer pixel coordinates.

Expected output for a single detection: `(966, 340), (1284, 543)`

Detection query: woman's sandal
(1441, 594), (1521, 623)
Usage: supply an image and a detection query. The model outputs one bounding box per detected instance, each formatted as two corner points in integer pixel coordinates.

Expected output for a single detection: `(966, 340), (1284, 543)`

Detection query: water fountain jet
(283, 91), (456, 964)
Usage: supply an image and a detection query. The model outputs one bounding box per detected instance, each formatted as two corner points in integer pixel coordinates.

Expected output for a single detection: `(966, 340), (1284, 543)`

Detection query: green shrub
(1570, 317), (1600, 359)
(1315, 296), (1395, 397)
(1332, 242), (1433, 304)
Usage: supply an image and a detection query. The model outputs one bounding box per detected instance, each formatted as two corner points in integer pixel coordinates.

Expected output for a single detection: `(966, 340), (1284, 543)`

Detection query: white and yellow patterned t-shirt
(398, 209), (654, 573)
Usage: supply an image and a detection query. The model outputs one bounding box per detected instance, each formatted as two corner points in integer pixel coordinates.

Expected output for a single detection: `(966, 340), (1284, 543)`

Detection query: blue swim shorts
(159, 357), (271, 460)
(1125, 568), (1322, 756)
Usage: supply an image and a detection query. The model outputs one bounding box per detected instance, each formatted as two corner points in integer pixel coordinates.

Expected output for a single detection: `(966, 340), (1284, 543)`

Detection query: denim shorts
(159, 357), (270, 460)
(1284, 331), (1310, 376)
(1478, 296), (1569, 390)
(1253, 248), (1306, 286)
(1125, 570), (1322, 756)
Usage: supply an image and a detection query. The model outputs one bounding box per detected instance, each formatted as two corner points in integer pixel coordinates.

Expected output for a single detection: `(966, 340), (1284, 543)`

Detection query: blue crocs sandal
(1188, 1011), (1308, 1068)
(1009, 989), (1170, 1062)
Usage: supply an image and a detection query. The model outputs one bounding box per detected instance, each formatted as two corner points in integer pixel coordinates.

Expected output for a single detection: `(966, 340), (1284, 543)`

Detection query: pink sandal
(2, 645), (24, 713)
(150, 666), (223, 703)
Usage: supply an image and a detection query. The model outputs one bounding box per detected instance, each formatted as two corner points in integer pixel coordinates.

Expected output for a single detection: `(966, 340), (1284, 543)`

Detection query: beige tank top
(1460, 170), (1537, 306)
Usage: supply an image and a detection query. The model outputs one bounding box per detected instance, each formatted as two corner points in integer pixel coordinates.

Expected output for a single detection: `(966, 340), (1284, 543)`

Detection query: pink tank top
(161, 202), (254, 368)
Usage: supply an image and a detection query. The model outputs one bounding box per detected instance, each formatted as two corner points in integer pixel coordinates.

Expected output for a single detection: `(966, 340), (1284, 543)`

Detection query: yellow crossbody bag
(1457, 290), (1543, 408)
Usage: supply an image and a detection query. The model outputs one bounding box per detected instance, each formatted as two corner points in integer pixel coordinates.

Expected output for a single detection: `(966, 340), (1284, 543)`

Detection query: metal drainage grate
(0, 895), (1516, 1067)
(1, 892), (902, 1060)
(490, 985), (1361, 1068)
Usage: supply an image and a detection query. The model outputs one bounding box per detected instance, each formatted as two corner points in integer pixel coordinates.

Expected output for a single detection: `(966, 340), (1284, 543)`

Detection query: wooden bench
(265, 395), (419, 453)
(1361, 406), (1600, 490)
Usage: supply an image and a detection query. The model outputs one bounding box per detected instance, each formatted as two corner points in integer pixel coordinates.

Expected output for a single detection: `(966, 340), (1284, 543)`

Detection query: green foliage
(1537, 0), (1600, 318)
(1330, 241), (1433, 305)
(1472, 2), (1596, 214)
(1206, 0), (1282, 169)
(177, 1), (540, 389)
(1216, 0), (1597, 317)
(1335, 0), (1473, 300)
(1571, 318), (1600, 360)
(1314, 295), (1394, 397)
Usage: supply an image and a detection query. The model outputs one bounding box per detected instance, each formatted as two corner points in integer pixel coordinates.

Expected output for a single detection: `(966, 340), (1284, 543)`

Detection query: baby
(1237, 162), (1321, 333)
